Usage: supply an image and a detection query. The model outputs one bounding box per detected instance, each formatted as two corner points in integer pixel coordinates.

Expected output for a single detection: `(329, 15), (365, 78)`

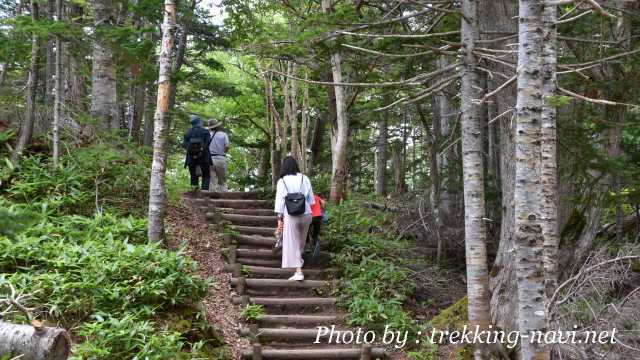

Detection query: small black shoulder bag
(283, 175), (306, 216)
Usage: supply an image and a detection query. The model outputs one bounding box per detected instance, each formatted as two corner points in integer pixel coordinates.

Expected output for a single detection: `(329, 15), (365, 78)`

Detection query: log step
(234, 226), (278, 236)
(241, 346), (386, 359)
(222, 213), (277, 226)
(224, 265), (329, 278)
(231, 278), (330, 289)
(233, 296), (337, 306)
(218, 208), (275, 216)
(235, 248), (279, 258)
(209, 199), (273, 209)
(200, 191), (264, 199)
(234, 234), (276, 247)
(236, 258), (281, 267)
(258, 314), (344, 326)
(240, 327), (352, 340)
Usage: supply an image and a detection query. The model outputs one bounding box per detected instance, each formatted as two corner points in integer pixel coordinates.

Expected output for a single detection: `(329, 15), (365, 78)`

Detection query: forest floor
(167, 199), (250, 359)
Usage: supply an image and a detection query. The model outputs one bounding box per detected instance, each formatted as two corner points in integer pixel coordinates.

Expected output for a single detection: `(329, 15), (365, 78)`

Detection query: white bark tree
(147, 0), (176, 242)
(52, 0), (63, 167)
(460, 1), (491, 358)
(322, 0), (349, 202)
(514, 1), (549, 359)
(90, 0), (119, 129)
(540, 3), (559, 297)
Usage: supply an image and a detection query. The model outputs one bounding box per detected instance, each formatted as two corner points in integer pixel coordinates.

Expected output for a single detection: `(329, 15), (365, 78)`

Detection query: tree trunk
(263, 71), (285, 186)
(147, 0), (176, 243)
(479, 0), (520, 335)
(307, 73), (333, 177)
(374, 114), (387, 196)
(392, 146), (404, 194)
(12, 0), (40, 166)
(143, 85), (156, 147)
(322, 0), (348, 203)
(540, 3), (559, 298)
(52, 0), (63, 167)
(460, 1), (491, 359)
(514, 1), (549, 359)
(287, 63), (302, 166)
(45, 0), (55, 105)
(129, 64), (145, 143)
(300, 74), (310, 174)
(0, 321), (70, 360)
(90, 0), (119, 129)
(435, 56), (457, 221)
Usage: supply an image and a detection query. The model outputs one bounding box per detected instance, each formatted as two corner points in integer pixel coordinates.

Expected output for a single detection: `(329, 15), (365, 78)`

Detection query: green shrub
(241, 304), (266, 321)
(72, 312), (193, 360)
(326, 198), (418, 334)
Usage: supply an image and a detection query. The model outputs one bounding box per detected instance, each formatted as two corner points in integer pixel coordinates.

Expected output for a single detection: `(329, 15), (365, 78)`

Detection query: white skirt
(281, 213), (312, 268)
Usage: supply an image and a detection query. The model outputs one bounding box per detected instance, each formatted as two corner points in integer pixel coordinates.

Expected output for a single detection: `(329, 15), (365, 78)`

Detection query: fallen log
(0, 321), (70, 360)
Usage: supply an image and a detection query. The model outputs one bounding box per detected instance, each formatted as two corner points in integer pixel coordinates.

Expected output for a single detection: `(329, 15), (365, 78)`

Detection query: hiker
(307, 192), (326, 256)
(207, 119), (230, 192)
(274, 156), (315, 281)
(183, 115), (212, 191)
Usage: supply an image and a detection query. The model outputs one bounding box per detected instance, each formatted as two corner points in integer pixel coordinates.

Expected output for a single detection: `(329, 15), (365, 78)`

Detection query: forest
(0, 0), (639, 359)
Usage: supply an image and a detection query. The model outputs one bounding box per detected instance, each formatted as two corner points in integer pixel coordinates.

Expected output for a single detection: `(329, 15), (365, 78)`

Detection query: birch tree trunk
(540, 3), (559, 298)
(374, 114), (388, 196)
(90, 0), (119, 129)
(147, 0), (176, 243)
(479, 0), (520, 334)
(460, 1), (491, 358)
(514, 1), (549, 359)
(322, 0), (349, 202)
(287, 63), (302, 165)
(300, 75), (310, 174)
(0, 321), (70, 360)
(11, 0), (39, 166)
(52, 0), (63, 167)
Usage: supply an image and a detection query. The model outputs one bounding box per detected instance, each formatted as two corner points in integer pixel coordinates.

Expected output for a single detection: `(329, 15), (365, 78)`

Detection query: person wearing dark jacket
(183, 115), (212, 190)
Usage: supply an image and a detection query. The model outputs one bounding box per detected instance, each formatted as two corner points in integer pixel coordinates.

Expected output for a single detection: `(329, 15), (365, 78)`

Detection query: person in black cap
(182, 115), (212, 190)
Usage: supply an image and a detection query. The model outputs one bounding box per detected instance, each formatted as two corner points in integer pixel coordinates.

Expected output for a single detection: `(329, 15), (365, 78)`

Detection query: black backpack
(283, 175), (306, 216)
(188, 136), (204, 160)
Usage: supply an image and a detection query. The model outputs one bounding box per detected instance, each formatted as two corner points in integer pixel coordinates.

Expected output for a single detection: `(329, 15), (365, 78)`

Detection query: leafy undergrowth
(326, 197), (419, 337)
(326, 196), (471, 359)
(0, 137), (228, 359)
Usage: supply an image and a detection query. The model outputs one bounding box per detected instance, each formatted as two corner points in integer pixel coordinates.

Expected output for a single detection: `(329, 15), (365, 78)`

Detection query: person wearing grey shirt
(206, 119), (230, 192)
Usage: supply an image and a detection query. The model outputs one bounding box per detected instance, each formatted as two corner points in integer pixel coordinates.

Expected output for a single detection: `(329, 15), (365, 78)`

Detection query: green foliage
(327, 198), (418, 334)
(72, 312), (192, 359)
(0, 139), (216, 359)
(241, 304), (266, 322)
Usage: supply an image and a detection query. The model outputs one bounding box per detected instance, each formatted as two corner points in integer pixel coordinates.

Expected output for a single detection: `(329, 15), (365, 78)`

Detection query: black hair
(279, 156), (300, 178)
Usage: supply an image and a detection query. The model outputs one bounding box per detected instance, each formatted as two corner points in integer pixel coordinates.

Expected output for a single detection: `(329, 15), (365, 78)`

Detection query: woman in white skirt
(274, 156), (315, 281)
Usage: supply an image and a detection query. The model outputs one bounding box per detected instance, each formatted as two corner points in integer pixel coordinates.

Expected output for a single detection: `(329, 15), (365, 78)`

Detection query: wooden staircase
(193, 191), (387, 359)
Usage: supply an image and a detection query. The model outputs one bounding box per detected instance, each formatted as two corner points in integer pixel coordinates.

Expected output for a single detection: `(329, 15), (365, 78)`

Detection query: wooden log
(236, 258), (280, 267)
(241, 347), (386, 359)
(233, 234), (276, 247)
(218, 208), (275, 216)
(229, 245), (237, 264)
(232, 296), (336, 306)
(360, 344), (372, 360)
(234, 226), (278, 236)
(205, 212), (223, 224)
(230, 278), (328, 289)
(240, 327), (352, 340)
(0, 321), (71, 360)
(258, 314), (344, 326)
(235, 248), (279, 258)
(221, 214), (277, 226)
(252, 343), (263, 360)
(222, 233), (233, 246)
(200, 191), (264, 199)
(208, 199), (273, 209)
(237, 277), (247, 295)
(223, 265), (328, 278)
(233, 263), (242, 278)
